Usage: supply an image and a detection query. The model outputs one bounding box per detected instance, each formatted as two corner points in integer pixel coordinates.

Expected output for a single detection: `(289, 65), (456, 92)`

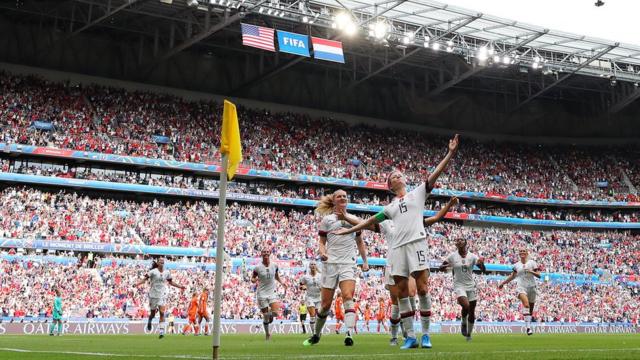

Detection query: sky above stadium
(443, 0), (640, 46)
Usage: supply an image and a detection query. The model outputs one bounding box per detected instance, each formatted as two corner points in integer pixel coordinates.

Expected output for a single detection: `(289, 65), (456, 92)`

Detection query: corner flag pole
(213, 100), (241, 360)
(212, 153), (228, 360)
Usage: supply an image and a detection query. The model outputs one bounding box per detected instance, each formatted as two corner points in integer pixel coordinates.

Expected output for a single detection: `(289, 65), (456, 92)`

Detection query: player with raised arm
(333, 134), (459, 350)
(252, 248), (285, 341)
(299, 262), (322, 336)
(303, 189), (369, 347)
(135, 258), (186, 339)
(498, 248), (541, 336)
(439, 237), (486, 341)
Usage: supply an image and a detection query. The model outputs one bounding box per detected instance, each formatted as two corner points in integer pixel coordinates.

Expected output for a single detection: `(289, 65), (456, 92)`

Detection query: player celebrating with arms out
(299, 262), (322, 336)
(135, 258), (186, 339)
(252, 248), (285, 341)
(439, 237), (486, 341)
(303, 189), (369, 347)
(333, 134), (460, 349)
(498, 248), (541, 336)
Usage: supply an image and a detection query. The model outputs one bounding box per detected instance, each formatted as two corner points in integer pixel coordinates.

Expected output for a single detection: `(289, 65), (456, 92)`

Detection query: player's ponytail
(150, 260), (158, 270)
(315, 194), (335, 216)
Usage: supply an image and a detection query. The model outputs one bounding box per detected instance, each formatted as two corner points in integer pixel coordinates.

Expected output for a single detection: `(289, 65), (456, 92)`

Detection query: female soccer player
(252, 248), (285, 341)
(48, 288), (63, 336)
(183, 292), (200, 335)
(299, 262), (321, 335)
(439, 237), (485, 341)
(498, 248), (541, 336)
(303, 189), (369, 347)
(333, 134), (460, 349)
(197, 288), (211, 335)
(136, 258), (186, 339)
(376, 297), (389, 334)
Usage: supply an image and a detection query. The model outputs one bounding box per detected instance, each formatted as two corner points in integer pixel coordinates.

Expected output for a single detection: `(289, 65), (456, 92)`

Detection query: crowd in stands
(6, 162), (640, 223)
(2, 72), (640, 203)
(0, 187), (638, 276)
(0, 257), (638, 324)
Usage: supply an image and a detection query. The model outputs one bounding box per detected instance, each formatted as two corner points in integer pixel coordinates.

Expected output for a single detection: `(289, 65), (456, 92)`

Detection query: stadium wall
(1, 61), (639, 146)
(0, 321), (637, 335)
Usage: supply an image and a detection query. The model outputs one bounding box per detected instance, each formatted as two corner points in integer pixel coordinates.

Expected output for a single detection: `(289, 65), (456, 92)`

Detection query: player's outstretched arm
(355, 234), (369, 272)
(427, 134), (459, 189)
(438, 260), (450, 272)
(335, 208), (377, 232)
(498, 271), (516, 289)
(168, 279), (186, 290)
(332, 213), (381, 236)
(134, 274), (149, 287)
(424, 197), (459, 226)
(527, 269), (542, 279)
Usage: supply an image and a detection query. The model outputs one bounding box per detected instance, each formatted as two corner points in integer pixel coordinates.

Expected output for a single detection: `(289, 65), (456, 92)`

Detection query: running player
(48, 288), (63, 336)
(252, 249), (285, 341)
(334, 291), (344, 334)
(498, 248), (541, 336)
(376, 298), (389, 334)
(197, 288), (211, 335)
(135, 258), (186, 339)
(182, 293), (200, 335)
(299, 262), (321, 335)
(303, 189), (369, 347)
(333, 134), (460, 349)
(439, 237), (485, 341)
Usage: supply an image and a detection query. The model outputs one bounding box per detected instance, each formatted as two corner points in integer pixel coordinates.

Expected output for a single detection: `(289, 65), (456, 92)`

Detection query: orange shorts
(188, 315), (197, 323)
(335, 313), (344, 321)
(198, 312), (210, 319)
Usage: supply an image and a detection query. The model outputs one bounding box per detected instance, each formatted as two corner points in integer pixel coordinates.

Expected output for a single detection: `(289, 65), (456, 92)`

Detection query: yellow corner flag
(220, 100), (243, 180)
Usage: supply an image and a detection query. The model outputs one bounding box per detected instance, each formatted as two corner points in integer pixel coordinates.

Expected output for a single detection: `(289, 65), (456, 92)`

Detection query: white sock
(390, 304), (400, 338)
(159, 321), (166, 334)
(418, 294), (432, 334)
(344, 300), (356, 335)
(309, 316), (316, 335)
(399, 297), (415, 339)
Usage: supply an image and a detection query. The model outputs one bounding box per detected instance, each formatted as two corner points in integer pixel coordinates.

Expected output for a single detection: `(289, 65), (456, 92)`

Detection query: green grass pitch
(1, 333), (639, 360)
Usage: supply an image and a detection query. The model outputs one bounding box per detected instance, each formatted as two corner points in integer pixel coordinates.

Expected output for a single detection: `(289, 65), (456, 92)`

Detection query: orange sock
(183, 324), (191, 334)
(194, 325), (200, 335)
(204, 324), (210, 334)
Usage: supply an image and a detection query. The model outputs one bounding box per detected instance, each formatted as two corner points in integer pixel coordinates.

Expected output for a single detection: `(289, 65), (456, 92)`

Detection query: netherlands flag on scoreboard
(311, 37), (345, 63)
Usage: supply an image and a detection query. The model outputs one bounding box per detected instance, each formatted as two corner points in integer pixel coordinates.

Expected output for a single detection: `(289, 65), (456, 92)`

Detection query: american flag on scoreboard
(241, 23), (275, 52)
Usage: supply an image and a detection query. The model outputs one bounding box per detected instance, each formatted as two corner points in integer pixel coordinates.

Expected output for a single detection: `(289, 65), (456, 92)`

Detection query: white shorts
(305, 296), (321, 309)
(384, 265), (395, 288)
(389, 240), (429, 277)
(321, 263), (357, 289)
(257, 294), (278, 309)
(149, 297), (165, 310)
(516, 286), (537, 304)
(454, 287), (477, 302)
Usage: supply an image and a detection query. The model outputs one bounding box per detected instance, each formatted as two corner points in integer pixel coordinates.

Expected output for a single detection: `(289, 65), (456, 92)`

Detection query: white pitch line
(2, 347), (640, 359)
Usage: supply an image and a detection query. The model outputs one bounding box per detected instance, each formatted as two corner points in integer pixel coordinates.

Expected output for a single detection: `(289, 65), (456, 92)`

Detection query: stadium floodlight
(432, 42), (440, 51)
(493, 55), (500, 63)
(267, 8), (273, 14)
(373, 22), (388, 39)
(503, 56), (511, 65)
(334, 12), (351, 28)
(423, 40), (429, 48)
(258, 6), (264, 13)
(477, 47), (488, 61)
(344, 22), (357, 36)
(447, 40), (454, 47)
(532, 61), (540, 69)
(488, 47), (495, 56)
(446, 46), (453, 53)
(302, 16), (309, 23)
(534, 56), (541, 63)
(187, 0), (199, 6)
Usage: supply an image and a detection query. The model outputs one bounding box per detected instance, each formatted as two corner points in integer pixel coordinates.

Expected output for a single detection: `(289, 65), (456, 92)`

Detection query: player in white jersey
(303, 189), (369, 347)
(299, 262), (322, 335)
(498, 248), (541, 336)
(334, 134), (460, 350)
(135, 258), (186, 339)
(439, 237), (485, 341)
(252, 249), (285, 341)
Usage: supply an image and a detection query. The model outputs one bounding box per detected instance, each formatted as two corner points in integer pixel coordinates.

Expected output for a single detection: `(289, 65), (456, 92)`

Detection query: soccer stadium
(0, 0), (639, 359)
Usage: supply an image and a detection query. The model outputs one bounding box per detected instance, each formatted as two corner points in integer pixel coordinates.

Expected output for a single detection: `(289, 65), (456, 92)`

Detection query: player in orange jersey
(376, 297), (389, 333)
(363, 304), (373, 332)
(182, 292), (200, 336)
(197, 288), (211, 335)
(334, 292), (344, 334)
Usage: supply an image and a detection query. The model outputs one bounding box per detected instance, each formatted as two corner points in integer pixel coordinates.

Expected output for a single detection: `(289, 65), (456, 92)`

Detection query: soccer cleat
(146, 320), (152, 332)
(265, 334), (271, 341)
(400, 337), (418, 349)
(344, 335), (354, 346)
(461, 321), (468, 337)
(466, 336), (472, 342)
(526, 328), (533, 336)
(389, 338), (399, 346)
(158, 334), (164, 339)
(49, 333), (54, 336)
(303, 334), (320, 346)
(420, 334), (432, 348)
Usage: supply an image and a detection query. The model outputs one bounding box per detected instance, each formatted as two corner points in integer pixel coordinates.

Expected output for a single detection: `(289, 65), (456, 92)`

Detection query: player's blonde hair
(315, 189), (346, 216)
